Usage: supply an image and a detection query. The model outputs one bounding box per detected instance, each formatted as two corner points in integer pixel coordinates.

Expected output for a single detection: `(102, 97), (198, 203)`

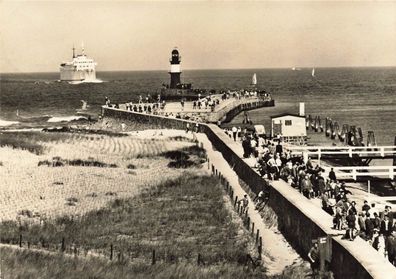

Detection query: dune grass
(0, 246), (266, 279)
(162, 145), (207, 168)
(38, 157), (118, 168)
(0, 132), (73, 155)
(1, 173), (267, 278)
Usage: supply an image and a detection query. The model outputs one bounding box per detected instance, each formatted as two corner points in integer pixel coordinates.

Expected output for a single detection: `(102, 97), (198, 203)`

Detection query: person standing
(329, 168), (337, 182)
(346, 210), (356, 241)
(386, 231), (396, 265)
(181, 99), (185, 111)
(380, 215), (393, 237)
(241, 194), (249, 214)
(308, 242), (320, 276)
(365, 213), (375, 241)
(232, 126), (238, 141)
(275, 140), (283, 155)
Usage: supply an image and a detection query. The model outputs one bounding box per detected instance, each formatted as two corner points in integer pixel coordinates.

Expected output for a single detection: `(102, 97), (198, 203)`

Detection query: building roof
(270, 113), (305, 119)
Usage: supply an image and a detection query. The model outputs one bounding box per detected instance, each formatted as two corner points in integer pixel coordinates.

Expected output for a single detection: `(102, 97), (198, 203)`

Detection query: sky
(1, 1), (396, 73)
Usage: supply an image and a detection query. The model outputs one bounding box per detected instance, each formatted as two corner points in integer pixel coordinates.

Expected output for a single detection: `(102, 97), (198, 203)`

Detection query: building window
(285, 120), (292, 126)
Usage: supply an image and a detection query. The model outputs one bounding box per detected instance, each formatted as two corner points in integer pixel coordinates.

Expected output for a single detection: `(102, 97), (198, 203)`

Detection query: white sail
(252, 73), (257, 85)
(311, 68), (315, 77)
(81, 100), (88, 110)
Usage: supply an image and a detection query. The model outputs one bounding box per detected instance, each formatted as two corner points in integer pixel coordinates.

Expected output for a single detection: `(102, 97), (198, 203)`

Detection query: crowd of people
(104, 90), (267, 124)
(225, 128), (396, 266)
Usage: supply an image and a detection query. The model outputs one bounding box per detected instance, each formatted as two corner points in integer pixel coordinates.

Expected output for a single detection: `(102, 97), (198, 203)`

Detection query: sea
(0, 68), (395, 145)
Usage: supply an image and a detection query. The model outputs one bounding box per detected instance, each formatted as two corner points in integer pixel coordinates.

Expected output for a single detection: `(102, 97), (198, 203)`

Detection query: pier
(102, 100), (396, 279)
(114, 94), (274, 123)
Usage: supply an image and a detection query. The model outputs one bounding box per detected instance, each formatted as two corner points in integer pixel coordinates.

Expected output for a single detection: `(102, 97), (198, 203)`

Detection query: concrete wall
(101, 105), (396, 279)
(220, 99), (275, 123)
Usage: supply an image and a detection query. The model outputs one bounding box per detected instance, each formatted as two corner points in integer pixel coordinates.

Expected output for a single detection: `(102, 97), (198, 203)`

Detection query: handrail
(287, 145), (396, 150)
(285, 145), (396, 158)
(322, 166), (396, 180)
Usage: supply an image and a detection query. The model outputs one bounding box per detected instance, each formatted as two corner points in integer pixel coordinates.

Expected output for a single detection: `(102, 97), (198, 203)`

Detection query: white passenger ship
(59, 45), (102, 84)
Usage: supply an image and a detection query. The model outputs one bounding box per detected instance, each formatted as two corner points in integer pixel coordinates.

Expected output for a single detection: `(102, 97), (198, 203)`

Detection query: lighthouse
(169, 48), (182, 89)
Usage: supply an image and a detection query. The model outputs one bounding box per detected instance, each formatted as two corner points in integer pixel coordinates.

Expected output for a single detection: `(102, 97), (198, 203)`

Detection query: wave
(18, 115), (53, 122)
(0, 119), (19, 127)
(68, 79), (104, 85)
(47, 115), (88, 123)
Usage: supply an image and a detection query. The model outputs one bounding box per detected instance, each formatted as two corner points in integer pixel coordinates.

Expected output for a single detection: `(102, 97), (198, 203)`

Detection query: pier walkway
(206, 124), (396, 279)
(115, 95), (274, 123)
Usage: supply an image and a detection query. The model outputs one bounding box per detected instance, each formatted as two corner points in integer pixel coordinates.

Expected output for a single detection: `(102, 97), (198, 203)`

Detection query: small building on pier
(271, 113), (307, 144)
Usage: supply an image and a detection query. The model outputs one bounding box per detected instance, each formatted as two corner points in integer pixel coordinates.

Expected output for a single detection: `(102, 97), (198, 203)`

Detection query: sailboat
(311, 68), (315, 77)
(251, 73), (257, 86)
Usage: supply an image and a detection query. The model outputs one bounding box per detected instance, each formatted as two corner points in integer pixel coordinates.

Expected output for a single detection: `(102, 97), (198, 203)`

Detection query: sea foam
(47, 116), (87, 123)
(0, 119), (19, 127)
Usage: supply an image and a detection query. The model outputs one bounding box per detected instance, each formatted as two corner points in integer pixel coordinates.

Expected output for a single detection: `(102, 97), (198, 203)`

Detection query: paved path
(196, 131), (303, 275)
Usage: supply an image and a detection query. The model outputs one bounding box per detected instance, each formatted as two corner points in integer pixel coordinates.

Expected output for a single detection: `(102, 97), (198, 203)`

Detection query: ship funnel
(299, 102), (305, 116)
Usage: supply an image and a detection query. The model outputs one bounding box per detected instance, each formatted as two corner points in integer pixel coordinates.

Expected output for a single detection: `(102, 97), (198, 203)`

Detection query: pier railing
(322, 165), (396, 181)
(285, 145), (396, 159)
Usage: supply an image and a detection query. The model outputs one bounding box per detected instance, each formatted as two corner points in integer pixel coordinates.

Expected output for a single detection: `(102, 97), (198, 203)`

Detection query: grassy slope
(1, 174), (267, 278)
(1, 246), (263, 279)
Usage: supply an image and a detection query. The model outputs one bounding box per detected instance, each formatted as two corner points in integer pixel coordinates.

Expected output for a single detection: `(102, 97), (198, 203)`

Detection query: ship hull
(60, 66), (97, 82)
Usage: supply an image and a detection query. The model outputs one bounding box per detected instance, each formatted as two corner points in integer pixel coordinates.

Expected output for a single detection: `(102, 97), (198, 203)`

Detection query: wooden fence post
(197, 253), (202, 266)
(258, 237), (262, 257)
(152, 249), (156, 265)
(256, 229), (259, 244)
(251, 223), (255, 236)
(19, 234), (22, 248)
(61, 237), (65, 252)
(247, 217), (250, 230)
(27, 241), (30, 249)
(234, 196), (238, 207)
(110, 244), (114, 260)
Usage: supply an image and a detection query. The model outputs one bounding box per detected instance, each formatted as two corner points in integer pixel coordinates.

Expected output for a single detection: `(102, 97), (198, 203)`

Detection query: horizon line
(1, 65), (396, 75)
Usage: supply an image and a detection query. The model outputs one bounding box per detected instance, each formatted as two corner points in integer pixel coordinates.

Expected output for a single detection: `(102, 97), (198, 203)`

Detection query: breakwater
(101, 103), (396, 279)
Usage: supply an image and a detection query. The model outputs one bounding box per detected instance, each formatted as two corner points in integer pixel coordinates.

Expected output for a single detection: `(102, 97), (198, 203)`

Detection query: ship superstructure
(60, 45), (100, 83)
